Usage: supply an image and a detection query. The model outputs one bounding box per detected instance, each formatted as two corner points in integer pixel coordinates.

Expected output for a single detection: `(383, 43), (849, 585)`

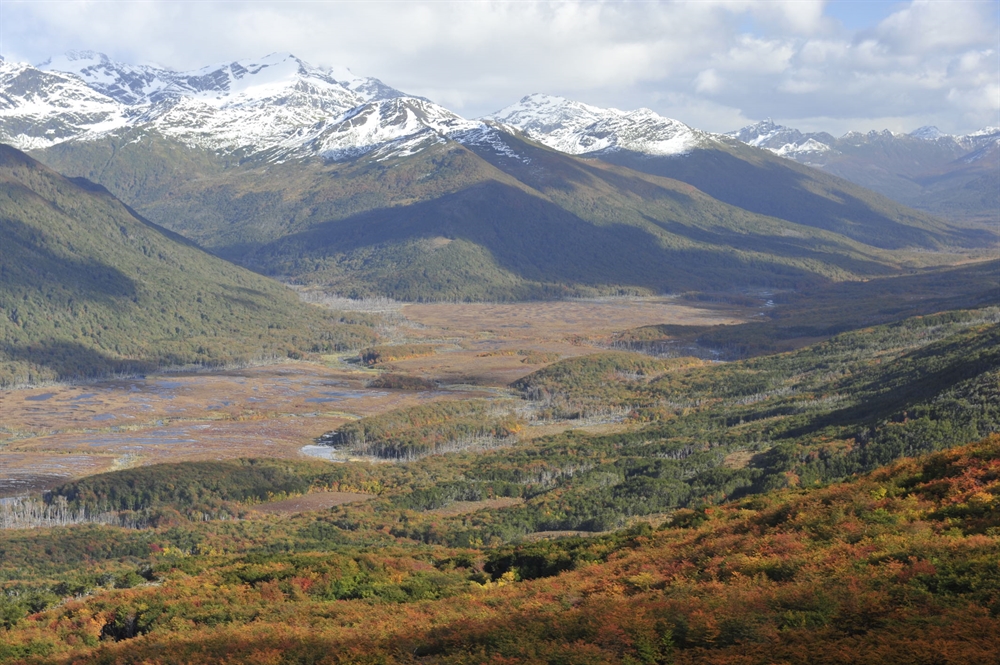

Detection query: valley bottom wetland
(1, 283), (999, 664)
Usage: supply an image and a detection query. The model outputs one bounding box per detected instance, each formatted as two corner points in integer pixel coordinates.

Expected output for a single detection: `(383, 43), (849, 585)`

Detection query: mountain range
(1, 51), (513, 161)
(1, 52), (994, 302)
(727, 119), (999, 224)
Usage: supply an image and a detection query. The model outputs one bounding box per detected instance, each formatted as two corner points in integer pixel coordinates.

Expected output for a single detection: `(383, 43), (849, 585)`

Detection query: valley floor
(0, 296), (747, 496)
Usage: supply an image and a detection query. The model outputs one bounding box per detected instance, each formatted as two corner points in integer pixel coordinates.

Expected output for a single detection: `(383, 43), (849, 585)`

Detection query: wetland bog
(0, 297), (748, 496)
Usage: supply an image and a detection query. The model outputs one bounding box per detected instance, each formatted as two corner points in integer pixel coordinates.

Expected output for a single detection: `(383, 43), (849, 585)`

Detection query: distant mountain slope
(490, 95), (987, 251)
(2, 52), (414, 156)
(595, 140), (980, 251)
(484, 93), (709, 156)
(728, 119), (1000, 224)
(0, 145), (373, 386)
(35, 127), (941, 301)
(0, 60), (128, 150)
(9, 56), (986, 301)
(911, 140), (1000, 223)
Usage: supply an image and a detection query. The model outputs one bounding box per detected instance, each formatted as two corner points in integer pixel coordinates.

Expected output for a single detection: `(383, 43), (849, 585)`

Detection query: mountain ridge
(0, 144), (374, 386)
(7, 51), (996, 175)
(725, 118), (1000, 223)
(5, 51), (989, 302)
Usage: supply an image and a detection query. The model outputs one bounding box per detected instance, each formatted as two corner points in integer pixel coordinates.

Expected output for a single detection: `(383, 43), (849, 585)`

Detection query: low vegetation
(1, 435), (997, 663)
(318, 399), (523, 460)
(359, 344), (438, 366)
(365, 373), (437, 390)
(613, 259), (999, 359)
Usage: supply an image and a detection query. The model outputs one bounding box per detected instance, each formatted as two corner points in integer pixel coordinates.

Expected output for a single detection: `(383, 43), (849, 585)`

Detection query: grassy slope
(0, 145), (374, 386)
(32, 130), (972, 301)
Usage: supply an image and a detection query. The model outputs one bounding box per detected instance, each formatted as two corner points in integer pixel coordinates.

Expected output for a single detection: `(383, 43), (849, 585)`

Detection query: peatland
(1, 286), (998, 663)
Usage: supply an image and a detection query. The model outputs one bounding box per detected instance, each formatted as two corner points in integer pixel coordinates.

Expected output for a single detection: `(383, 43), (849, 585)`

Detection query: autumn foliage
(1, 435), (998, 663)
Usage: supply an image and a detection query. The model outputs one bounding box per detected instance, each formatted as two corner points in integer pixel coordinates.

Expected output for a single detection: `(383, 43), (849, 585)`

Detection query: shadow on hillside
(645, 217), (898, 277)
(4, 340), (156, 382)
(600, 148), (987, 250)
(466, 135), (705, 207)
(783, 325), (1000, 438)
(250, 180), (839, 293)
(1, 216), (138, 302)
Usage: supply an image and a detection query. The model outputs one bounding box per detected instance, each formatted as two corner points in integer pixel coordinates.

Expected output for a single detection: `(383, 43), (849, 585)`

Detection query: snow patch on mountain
(39, 50), (176, 106)
(309, 98), (460, 160)
(5, 52), (432, 157)
(0, 59), (128, 149)
(4, 51), (531, 162)
(958, 136), (1000, 164)
(727, 119), (803, 149)
(454, 124), (529, 163)
(303, 97), (526, 163)
(910, 126), (949, 140)
(959, 126), (1000, 152)
(772, 138), (831, 157)
(730, 118), (1000, 163)
(485, 94), (710, 157)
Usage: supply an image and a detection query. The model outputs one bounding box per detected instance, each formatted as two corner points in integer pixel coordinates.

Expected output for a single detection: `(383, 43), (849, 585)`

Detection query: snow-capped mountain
(0, 59), (129, 150)
(957, 126), (1000, 153)
(485, 93), (716, 156)
(728, 119), (999, 161)
(910, 125), (949, 141)
(1, 51), (523, 162)
(724, 118), (998, 223)
(303, 96), (501, 161)
(3, 51), (992, 225)
(726, 119), (836, 159)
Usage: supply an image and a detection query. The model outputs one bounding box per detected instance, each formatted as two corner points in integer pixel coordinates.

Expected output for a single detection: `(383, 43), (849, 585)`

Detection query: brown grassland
(0, 297), (749, 495)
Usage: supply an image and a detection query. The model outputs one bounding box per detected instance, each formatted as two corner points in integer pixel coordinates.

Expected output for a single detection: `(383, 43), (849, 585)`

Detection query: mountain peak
(487, 95), (705, 156)
(910, 125), (949, 140)
(726, 119), (804, 150)
(10, 53), (416, 156)
(41, 50), (112, 67)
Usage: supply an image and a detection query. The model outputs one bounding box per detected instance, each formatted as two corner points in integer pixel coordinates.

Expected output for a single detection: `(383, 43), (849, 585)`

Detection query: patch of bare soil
(427, 497), (524, 516)
(519, 530), (606, 541)
(251, 492), (375, 515)
(723, 450), (755, 469)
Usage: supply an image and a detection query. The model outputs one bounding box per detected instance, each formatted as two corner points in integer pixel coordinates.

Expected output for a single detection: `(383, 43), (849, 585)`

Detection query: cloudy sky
(2, 0), (997, 134)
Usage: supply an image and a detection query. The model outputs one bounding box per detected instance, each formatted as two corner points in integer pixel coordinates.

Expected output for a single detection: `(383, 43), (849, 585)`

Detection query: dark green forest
(0, 146), (374, 386)
(31, 128), (980, 301)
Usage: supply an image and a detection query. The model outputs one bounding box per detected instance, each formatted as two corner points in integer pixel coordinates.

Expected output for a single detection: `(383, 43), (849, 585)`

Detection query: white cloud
(695, 69), (724, 94)
(1, 0), (996, 134)
(876, 0), (992, 52)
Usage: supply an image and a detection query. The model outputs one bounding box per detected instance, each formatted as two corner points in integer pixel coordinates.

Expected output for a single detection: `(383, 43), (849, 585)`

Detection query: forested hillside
(0, 145), (374, 386)
(595, 138), (995, 251)
(33, 128), (975, 301)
